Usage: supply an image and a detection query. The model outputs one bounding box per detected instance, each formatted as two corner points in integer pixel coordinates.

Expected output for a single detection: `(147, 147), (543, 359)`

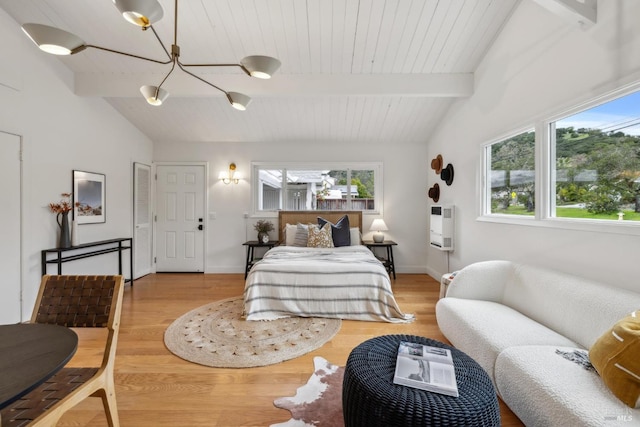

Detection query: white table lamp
(370, 219), (388, 243)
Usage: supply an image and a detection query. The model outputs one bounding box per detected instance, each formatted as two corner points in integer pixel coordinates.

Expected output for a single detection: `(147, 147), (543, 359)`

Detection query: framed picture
(73, 170), (106, 224)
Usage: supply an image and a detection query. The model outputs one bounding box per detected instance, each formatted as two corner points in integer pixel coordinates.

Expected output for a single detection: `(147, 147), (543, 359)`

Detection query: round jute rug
(164, 296), (342, 368)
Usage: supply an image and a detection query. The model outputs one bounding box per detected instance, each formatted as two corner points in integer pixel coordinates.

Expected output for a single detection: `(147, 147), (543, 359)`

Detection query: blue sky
(558, 91), (640, 136)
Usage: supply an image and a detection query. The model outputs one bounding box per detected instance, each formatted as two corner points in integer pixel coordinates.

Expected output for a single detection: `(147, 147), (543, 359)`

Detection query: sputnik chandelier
(21, 0), (281, 110)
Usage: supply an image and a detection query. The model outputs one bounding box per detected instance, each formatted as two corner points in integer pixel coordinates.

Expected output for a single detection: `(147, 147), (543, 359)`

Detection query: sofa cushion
(495, 345), (636, 426)
(435, 298), (577, 382)
(589, 310), (640, 408)
(501, 263), (640, 350)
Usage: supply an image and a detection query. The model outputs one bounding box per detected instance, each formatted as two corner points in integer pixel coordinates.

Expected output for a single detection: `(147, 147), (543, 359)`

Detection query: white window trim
(477, 81), (640, 237)
(251, 161), (383, 218)
(479, 125), (538, 221)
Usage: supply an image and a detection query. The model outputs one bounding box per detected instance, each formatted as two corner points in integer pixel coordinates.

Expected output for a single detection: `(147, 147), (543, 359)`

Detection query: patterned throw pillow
(293, 223), (309, 247)
(318, 215), (351, 247)
(307, 222), (334, 248)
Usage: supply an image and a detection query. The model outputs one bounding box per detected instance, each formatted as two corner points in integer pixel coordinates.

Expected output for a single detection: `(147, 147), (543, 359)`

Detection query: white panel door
(0, 132), (21, 324)
(155, 165), (205, 272)
(134, 162), (152, 278)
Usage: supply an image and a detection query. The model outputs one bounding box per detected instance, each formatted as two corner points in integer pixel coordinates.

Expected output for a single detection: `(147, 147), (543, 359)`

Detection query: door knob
(198, 224), (204, 230)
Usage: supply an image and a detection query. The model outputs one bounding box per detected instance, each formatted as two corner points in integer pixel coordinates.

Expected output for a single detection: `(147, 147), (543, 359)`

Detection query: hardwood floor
(58, 273), (523, 426)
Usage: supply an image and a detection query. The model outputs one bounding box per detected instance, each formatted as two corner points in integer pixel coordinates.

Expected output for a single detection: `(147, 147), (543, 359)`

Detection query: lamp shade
(140, 85), (169, 106)
(240, 56), (281, 79)
(227, 92), (252, 111)
(113, 0), (164, 27)
(369, 219), (388, 232)
(22, 24), (86, 55)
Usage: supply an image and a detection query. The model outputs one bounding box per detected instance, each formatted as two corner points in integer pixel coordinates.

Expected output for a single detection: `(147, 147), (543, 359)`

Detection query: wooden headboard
(278, 210), (363, 243)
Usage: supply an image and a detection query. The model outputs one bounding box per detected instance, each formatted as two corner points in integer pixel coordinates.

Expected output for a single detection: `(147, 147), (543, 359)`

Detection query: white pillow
(284, 223), (297, 246)
(350, 227), (362, 245)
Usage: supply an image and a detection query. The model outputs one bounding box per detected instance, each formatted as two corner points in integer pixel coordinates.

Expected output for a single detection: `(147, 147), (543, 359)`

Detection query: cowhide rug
(271, 357), (344, 427)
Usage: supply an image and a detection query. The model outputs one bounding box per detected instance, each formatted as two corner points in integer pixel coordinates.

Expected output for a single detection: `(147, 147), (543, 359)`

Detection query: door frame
(133, 162), (152, 279)
(152, 161), (209, 273)
(1, 130), (23, 322)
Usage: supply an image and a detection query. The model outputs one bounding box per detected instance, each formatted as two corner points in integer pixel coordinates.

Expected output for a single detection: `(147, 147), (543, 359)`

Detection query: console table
(41, 238), (134, 284)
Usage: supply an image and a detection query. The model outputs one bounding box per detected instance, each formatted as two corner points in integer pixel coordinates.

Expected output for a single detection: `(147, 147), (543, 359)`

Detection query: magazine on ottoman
(393, 341), (459, 397)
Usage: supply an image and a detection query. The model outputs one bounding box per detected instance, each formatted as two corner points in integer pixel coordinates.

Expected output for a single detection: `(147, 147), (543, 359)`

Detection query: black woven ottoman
(342, 334), (500, 426)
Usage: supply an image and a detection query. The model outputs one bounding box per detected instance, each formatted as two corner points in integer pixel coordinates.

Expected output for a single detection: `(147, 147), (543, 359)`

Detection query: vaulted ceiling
(0, 0), (521, 144)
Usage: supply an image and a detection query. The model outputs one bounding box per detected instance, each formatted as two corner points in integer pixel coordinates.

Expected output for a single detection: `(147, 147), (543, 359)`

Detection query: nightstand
(363, 240), (397, 279)
(242, 241), (277, 279)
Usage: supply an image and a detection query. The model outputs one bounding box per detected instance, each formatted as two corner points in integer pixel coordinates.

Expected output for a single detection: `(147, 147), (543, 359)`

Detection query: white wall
(426, 0), (640, 291)
(153, 140), (429, 274)
(0, 8), (154, 320)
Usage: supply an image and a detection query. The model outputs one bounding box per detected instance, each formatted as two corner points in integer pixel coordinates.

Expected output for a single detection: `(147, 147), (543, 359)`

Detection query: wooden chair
(0, 275), (124, 427)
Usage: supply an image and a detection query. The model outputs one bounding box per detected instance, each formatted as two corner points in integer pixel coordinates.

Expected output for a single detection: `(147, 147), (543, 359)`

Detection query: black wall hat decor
(428, 183), (440, 202)
(430, 154), (443, 174)
(441, 163), (454, 186)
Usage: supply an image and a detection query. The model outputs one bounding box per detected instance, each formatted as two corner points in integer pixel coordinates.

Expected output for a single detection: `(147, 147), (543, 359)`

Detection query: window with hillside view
(252, 163), (381, 215)
(486, 130), (536, 215)
(551, 90), (640, 221)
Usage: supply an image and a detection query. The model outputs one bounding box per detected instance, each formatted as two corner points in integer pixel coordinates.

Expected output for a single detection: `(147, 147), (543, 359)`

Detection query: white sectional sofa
(435, 260), (640, 426)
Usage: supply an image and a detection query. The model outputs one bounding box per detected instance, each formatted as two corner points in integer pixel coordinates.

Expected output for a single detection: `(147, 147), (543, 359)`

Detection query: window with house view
(551, 90), (640, 222)
(253, 164), (380, 214)
(486, 130), (536, 216)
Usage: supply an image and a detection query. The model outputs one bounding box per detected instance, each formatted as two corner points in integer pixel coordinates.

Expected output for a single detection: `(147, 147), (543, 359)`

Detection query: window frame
(478, 82), (640, 236)
(251, 162), (383, 218)
(481, 126), (538, 220)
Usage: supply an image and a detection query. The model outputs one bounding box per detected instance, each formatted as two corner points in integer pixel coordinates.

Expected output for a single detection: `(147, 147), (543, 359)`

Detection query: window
(481, 86), (640, 230)
(551, 90), (640, 222)
(252, 163), (382, 216)
(484, 129), (536, 216)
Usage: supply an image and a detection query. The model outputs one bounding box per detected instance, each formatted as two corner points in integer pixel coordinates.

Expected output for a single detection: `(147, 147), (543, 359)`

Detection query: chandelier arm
(149, 26), (172, 61)
(177, 62), (227, 95)
(85, 44), (172, 65)
(156, 60), (177, 91)
(178, 61), (252, 77)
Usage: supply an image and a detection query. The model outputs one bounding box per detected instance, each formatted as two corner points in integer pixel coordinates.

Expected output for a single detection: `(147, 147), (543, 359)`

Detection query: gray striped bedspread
(243, 245), (414, 323)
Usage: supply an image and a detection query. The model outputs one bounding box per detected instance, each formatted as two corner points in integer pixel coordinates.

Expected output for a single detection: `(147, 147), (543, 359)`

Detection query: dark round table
(0, 323), (78, 409)
(342, 334), (500, 426)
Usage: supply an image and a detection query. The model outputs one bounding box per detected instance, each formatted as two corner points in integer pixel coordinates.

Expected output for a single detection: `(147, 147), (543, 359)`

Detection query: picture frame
(73, 170), (106, 224)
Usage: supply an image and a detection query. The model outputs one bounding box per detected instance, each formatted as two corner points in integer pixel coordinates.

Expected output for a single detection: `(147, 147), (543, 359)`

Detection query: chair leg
(93, 386), (120, 427)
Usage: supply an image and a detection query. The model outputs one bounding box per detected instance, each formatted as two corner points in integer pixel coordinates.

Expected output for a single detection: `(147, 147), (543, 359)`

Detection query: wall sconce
(219, 163), (240, 184)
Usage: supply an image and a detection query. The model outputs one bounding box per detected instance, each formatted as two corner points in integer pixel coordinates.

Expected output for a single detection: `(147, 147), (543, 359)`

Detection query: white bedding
(243, 245), (414, 323)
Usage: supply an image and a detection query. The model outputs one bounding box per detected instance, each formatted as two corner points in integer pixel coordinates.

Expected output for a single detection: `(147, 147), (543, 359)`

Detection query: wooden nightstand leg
(386, 246), (396, 280)
(244, 246), (254, 279)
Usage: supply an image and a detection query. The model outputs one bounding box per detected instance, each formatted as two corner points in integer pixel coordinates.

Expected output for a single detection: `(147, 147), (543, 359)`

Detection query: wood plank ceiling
(0, 0), (520, 144)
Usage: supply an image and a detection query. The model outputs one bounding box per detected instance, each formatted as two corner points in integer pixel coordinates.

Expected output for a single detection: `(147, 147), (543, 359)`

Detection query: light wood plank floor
(58, 273), (523, 426)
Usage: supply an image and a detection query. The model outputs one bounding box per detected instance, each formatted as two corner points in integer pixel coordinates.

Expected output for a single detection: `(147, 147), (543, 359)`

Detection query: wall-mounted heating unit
(430, 205), (454, 251)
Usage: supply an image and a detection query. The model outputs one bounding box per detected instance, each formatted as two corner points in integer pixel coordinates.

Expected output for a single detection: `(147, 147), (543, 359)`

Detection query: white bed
(243, 211), (413, 323)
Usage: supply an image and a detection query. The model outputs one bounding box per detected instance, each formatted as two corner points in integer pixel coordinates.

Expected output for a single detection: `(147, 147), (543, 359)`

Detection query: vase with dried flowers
(50, 193), (74, 248)
(254, 219), (274, 243)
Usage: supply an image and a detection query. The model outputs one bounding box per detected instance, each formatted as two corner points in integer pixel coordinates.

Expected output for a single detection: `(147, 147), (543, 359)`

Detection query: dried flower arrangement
(49, 193), (75, 214)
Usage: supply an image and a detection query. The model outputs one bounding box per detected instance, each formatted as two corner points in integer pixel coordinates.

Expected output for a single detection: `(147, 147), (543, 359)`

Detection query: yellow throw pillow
(307, 222), (334, 248)
(589, 310), (640, 408)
